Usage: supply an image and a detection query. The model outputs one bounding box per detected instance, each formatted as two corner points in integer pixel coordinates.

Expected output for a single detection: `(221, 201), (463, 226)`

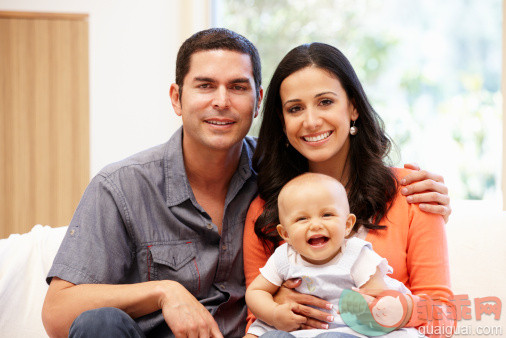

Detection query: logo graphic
(339, 289), (408, 336)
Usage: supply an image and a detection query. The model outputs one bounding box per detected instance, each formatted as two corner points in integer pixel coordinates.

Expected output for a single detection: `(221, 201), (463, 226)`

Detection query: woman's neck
(308, 157), (350, 187)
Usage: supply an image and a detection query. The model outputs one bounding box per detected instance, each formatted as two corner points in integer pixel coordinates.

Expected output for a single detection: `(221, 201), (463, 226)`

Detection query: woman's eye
(287, 106), (302, 113)
(320, 99), (333, 106)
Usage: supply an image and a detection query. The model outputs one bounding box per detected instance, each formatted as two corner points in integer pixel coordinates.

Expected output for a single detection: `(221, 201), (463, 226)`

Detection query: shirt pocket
(148, 242), (199, 294)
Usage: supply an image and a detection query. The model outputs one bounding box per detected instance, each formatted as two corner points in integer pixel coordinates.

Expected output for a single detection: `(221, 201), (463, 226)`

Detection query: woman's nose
(302, 109), (322, 130)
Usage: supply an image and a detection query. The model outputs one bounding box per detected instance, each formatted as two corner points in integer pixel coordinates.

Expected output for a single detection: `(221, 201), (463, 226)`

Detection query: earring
(349, 120), (358, 135)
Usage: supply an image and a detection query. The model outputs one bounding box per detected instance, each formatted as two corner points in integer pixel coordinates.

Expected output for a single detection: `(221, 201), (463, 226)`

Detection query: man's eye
(233, 85), (246, 91)
(199, 84), (211, 89)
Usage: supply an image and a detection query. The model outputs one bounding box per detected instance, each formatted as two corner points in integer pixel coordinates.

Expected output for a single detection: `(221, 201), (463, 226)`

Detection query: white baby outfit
(248, 237), (420, 337)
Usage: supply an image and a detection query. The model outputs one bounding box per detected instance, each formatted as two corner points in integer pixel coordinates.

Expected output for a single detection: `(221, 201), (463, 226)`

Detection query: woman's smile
(301, 131), (333, 143)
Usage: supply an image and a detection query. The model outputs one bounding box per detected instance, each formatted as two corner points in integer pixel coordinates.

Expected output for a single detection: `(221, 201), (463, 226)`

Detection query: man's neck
(182, 141), (242, 192)
(181, 137), (243, 233)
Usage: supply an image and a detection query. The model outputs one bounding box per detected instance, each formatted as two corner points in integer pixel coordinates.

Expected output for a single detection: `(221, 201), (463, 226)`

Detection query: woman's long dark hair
(253, 43), (398, 251)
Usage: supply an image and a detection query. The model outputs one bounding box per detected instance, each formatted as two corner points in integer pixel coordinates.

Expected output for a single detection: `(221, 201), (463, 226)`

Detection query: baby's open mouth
(308, 235), (329, 247)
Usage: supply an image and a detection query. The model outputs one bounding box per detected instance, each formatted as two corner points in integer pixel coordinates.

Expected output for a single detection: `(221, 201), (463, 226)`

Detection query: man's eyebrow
(230, 78), (251, 84)
(283, 91), (338, 107)
(193, 77), (215, 83)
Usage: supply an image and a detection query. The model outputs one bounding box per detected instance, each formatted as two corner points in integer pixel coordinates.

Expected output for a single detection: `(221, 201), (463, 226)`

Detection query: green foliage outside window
(217, 0), (502, 200)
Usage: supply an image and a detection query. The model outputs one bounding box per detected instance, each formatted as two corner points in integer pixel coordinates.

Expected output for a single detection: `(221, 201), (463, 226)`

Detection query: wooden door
(0, 11), (89, 238)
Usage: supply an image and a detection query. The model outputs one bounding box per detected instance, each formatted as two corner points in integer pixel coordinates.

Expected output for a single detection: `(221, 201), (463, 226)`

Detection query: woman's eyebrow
(283, 98), (301, 107)
(315, 91), (338, 98)
(283, 91), (338, 107)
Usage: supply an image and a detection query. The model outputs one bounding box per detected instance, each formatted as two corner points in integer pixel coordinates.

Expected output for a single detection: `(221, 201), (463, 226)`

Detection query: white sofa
(0, 201), (504, 337)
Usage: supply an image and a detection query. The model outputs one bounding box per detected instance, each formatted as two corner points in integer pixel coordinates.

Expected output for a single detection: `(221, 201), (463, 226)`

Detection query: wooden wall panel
(0, 12), (89, 238)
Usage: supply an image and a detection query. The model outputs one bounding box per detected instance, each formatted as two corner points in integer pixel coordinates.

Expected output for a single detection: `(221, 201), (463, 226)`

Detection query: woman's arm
(404, 209), (456, 336)
(369, 169), (456, 337)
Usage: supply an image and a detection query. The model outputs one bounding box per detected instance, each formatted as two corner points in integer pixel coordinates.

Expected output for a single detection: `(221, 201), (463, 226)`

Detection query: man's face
(170, 50), (262, 154)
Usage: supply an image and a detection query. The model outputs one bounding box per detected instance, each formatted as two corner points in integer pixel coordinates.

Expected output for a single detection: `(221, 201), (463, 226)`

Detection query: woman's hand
(401, 163), (452, 223)
(273, 279), (334, 330)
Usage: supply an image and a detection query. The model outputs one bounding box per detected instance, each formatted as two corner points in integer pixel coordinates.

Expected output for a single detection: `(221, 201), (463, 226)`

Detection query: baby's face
(277, 179), (354, 265)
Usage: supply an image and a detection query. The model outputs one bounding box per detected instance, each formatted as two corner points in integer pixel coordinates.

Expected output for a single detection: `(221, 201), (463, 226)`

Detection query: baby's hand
(273, 303), (308, 331)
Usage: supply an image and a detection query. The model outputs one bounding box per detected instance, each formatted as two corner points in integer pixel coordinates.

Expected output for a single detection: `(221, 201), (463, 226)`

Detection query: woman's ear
(349, 99), (359, 121)
(345, 214), (356, 236)
(277, 224), (289, 242)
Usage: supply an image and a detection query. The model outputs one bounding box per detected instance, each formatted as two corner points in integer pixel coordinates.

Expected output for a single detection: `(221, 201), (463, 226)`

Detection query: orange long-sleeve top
(243, 168), (456, 337)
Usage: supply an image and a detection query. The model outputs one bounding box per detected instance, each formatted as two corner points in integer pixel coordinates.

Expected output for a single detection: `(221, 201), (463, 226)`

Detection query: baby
(245, 173), (420, 337)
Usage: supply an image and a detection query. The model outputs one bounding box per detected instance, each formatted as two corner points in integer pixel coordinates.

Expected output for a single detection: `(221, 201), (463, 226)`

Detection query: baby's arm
(246, 274), (307, 332)
(359, 267), (414, 329)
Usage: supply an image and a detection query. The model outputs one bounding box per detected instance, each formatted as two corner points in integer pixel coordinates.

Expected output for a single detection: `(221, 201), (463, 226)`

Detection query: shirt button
(207, 223), (213, 229)
(220, 284), (225, 289)
(221, 245), (227, 251)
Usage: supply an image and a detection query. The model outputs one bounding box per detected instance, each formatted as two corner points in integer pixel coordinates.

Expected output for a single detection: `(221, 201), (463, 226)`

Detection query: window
(214, 0), (503, 202)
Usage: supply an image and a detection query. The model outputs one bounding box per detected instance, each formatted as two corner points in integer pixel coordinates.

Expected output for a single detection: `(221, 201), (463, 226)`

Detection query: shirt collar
(164, 127), (256, 207)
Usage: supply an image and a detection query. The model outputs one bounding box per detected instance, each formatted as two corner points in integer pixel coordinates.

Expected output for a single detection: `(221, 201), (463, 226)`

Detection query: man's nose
(212, 86), (230, 109)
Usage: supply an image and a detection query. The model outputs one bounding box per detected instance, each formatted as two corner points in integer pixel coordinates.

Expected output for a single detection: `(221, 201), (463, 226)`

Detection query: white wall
(0, 0), (189, 176)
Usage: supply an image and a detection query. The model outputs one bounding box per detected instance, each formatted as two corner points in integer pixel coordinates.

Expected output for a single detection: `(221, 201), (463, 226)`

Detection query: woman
(244, 43), (454, 336)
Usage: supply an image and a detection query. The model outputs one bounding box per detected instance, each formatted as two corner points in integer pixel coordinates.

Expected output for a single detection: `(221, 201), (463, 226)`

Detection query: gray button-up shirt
(47, 127), (258, 337)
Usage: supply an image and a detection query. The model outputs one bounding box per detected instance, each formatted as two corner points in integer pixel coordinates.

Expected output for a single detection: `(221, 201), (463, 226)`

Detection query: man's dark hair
(175, 28), (262, 99)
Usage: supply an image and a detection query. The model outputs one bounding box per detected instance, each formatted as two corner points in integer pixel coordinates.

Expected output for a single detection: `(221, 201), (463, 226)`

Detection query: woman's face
(280, 66), (358, 167)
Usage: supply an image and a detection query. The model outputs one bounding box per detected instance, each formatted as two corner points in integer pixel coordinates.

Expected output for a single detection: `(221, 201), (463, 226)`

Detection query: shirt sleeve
(47, 173), (134, 285)
(392, 168), (456, 336)
(404, 207), (456, 336)
(243, 196), (272, 331)
(260, 248), (286, 286)
(351, 245), (391, 288)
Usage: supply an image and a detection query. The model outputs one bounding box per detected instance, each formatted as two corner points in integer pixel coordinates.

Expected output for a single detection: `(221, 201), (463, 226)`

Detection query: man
(42, 28), (450, 338)
(43, 28), (262, 338)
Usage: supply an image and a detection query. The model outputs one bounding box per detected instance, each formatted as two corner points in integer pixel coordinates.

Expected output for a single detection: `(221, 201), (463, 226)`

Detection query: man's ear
(254, 86), (264, 118)
(345, 214), (356, 237)
(276, 224), (289, 242)
(170, 83), (182, 116)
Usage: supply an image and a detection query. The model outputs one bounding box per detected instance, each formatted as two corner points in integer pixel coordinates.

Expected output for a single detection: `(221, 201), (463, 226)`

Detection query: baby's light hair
(277, 173), (350, 218)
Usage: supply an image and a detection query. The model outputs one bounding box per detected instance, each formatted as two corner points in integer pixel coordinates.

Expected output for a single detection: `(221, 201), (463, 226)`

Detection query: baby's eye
(296, 216), (307, 222)
(322, 213), (334, 218)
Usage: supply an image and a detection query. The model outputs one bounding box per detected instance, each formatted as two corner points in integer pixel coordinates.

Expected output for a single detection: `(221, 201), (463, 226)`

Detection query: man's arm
(401, 164), (452, 223)
(245, 274), (307, 332)
(42, 277), (222, 338)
